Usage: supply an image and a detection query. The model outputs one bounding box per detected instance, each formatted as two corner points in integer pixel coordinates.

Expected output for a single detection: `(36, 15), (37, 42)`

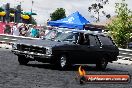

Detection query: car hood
(16, 39), (70, 47)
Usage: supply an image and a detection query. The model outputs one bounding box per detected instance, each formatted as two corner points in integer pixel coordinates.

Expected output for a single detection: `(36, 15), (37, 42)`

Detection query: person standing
(12, 23), (19, 36)
(4, 24), (11, 34)
(19, 23), (28, 36)
(30, 25), (39, 38)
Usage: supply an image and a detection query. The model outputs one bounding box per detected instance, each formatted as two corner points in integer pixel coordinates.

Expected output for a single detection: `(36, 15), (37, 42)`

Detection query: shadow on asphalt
(25, 62), (128, 72)
(26, 63), (96, 71)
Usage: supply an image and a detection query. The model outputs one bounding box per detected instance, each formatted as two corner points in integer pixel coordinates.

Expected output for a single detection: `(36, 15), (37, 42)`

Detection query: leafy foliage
(88, 0), (111, 22)
(107, 0), (132, 48)
(31, 17), (37, 25)
(0, 7), (4, 12)
(10, 8), (16, 13)
(50, 8), (66, 21)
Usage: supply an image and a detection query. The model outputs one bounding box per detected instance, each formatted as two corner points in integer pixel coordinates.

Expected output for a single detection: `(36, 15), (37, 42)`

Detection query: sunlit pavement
(0, 48), (132, 88)
(0, 44), (12, 50)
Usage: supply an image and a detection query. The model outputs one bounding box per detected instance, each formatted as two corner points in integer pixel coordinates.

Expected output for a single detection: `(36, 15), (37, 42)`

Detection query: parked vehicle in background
(12, 28), (119, 70)
(128, 42), (132, 49)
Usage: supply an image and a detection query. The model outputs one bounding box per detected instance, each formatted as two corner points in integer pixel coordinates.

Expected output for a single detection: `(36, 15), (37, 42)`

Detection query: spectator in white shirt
(12, 23), (19, 36)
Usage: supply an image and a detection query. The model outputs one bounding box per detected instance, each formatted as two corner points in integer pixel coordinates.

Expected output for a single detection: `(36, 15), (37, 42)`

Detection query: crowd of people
(4, 23), (46, 38)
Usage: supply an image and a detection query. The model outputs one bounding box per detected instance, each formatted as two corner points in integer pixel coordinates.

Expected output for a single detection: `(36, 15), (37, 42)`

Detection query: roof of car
(52, 28), (107, 36)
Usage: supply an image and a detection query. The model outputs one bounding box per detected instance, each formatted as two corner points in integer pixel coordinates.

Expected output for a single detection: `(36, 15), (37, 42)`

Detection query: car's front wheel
(56, 55), (70, 70)
(18, 55), (29, 65)
(96, 58), (108, 70)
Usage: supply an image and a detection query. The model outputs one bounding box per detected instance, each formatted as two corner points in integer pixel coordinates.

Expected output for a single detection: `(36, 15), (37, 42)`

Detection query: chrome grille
(17, 44), (46, 54)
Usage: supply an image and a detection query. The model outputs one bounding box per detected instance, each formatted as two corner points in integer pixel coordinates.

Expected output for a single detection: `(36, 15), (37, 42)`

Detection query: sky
(0, 0), (132, 25)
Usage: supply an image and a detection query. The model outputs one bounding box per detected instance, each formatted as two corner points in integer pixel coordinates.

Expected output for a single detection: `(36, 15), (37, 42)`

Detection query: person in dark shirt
(84, 34), (90, 45)
(4, 24), (11, 34)
(78, 33), (85, 45)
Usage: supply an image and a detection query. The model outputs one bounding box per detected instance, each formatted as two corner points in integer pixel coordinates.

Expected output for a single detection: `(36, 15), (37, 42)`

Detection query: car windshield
(44, 29), (78, 43)
(55, 32), (78, 43)
(43, 30), (62, 40)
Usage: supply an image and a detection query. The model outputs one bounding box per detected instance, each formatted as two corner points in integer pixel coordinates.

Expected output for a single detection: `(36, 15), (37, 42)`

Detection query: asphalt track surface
(0, 48), (132, 88)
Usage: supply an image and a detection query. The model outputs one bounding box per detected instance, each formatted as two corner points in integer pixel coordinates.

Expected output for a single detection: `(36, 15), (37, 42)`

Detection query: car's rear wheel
(18, 55), (29, 65)
(96, 58), (108, 70)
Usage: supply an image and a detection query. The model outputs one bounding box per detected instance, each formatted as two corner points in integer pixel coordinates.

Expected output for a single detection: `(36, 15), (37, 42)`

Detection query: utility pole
(5, 3), (10, 23)
(30, 0), (34, 24)
(31, 0), (34, 13)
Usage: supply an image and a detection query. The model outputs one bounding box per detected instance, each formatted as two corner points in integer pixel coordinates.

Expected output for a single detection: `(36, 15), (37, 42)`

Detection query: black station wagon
(12, 28), (119, 70)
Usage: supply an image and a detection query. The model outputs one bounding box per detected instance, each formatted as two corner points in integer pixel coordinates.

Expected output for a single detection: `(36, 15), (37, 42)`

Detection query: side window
(98, 35), (114, 45)
(66, 34), (76, 41)
(64, 33), (78, 43)
(89, 35), (100, 46)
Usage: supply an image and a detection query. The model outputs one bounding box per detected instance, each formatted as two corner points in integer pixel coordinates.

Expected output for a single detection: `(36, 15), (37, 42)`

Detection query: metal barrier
(118, 48), (132, 61)
(0, 34), (40, 44)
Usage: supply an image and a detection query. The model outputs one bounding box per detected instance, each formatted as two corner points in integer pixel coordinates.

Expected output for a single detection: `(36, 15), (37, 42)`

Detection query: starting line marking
(3, 37), (9, 40)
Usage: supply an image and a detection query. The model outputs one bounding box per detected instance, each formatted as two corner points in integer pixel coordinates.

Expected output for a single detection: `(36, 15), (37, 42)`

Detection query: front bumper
(12, 49), (52, 59)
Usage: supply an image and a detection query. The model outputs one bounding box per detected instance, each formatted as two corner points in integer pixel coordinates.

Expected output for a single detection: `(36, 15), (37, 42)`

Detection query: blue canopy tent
(48, 11), (90, 30)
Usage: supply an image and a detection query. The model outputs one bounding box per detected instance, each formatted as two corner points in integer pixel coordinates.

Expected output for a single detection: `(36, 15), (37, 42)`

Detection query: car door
(65, 33), (86, 64)
(70, 34), (92, 64)
(82, 34), (101, 63)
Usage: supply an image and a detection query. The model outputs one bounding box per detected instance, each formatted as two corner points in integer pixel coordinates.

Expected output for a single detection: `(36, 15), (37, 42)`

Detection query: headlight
(46, 47), (52, 55)
(12, 43), (17, 49)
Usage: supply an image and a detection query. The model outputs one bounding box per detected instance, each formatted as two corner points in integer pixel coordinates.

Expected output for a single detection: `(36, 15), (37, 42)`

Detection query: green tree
(0, 7), (4, 21)
(88, 0), (111, 22)
(31, 17), (37, 25)
(10, 8), (16, 13)
(50, 8), (66, 21)
(0, 7), (4, 12)
(107, 0), (132, 48)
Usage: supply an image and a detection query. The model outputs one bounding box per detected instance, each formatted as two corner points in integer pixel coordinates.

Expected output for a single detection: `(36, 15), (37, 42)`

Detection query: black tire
(96, 58), (108, 70)
(56, 55), (70, 70)
(18, 55), (29, 65)
(80, 76), (87, 84)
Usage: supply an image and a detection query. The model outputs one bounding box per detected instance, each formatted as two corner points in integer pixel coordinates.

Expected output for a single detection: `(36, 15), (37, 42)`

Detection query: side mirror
(87, 45), (90, 48)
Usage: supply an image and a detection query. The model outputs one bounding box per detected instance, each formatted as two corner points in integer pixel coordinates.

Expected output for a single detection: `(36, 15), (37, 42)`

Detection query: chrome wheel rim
(60, 56), (66, 68)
